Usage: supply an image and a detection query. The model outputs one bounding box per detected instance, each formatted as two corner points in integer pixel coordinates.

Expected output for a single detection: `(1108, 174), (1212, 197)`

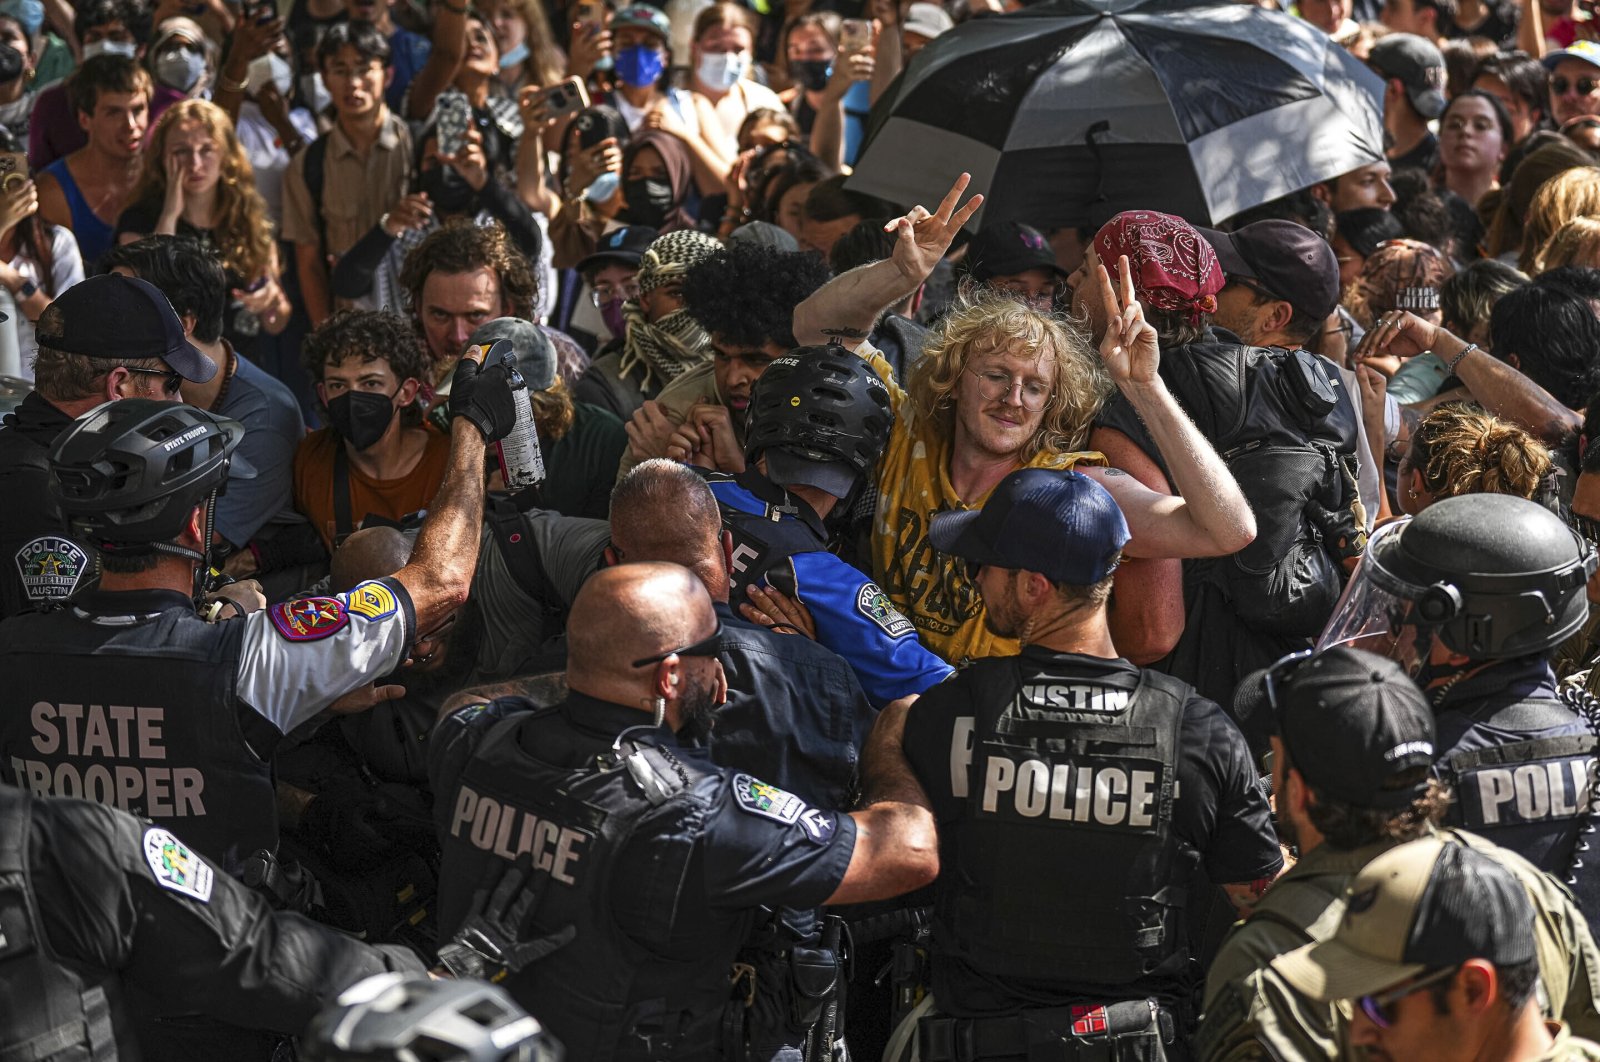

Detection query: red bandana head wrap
(1091, 210), (1224, 326)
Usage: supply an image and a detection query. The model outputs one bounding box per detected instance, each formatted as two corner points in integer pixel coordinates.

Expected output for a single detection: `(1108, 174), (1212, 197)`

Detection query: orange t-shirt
(293, 427), (452, 549)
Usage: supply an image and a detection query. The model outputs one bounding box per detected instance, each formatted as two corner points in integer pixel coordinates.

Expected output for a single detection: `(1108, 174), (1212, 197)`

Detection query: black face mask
(326, 389), (398, 451)
(622, 177), (675, 229)
(789, 58), (831, 92)
(420, 164), (477, 215)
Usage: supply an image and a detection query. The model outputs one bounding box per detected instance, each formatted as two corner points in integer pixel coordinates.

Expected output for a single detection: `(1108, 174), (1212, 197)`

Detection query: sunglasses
(1263, 647), (1314, 726)
(631, 619), (725, 668)
(1357, 965), (1460, 1029)
(1553, 76), (1600, 96)
(122, 365), (183, 396)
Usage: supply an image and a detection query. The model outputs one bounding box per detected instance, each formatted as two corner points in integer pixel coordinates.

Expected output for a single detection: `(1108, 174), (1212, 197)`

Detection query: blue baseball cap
(928, 468), (1130, 585)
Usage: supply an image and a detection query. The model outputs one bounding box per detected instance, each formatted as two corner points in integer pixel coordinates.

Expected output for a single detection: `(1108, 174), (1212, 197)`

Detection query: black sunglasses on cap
(631, 619), (726, 668)
(121, 365), (183, 396)
(1263, 647), (1314, 728)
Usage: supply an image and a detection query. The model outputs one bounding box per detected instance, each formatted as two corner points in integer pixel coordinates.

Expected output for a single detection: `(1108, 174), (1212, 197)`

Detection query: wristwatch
(15, 279), (36, 300)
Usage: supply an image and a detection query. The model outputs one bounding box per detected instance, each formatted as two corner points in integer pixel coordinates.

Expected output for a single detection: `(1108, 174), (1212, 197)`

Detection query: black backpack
(1098, 336), (1365, 638)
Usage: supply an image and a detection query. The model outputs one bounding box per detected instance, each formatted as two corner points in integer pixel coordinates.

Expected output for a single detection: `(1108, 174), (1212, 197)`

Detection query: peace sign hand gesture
(885, 171), (983, 286)
(1096, 254), (1160, 388)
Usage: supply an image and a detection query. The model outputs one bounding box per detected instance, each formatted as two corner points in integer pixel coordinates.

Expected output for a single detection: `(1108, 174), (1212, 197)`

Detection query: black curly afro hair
(683, 242), (833, 350)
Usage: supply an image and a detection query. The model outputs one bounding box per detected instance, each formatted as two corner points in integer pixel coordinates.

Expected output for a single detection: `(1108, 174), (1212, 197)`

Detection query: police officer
(0, 275), (219, 618)
(889, 468), (1282, 1062)
(304, 974), (563, 1061)
(709, 345), (953, 703)
(0, 344), (516, 878)
(429, 561), (941, 1060)
(1195, 647), (1600, 1061)
(1320, 493), (1600, 919)
(0, 784), (426, 1059)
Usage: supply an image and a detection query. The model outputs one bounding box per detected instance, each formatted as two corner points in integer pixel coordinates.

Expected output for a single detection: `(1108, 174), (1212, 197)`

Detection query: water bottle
(486, 339), (546, 491)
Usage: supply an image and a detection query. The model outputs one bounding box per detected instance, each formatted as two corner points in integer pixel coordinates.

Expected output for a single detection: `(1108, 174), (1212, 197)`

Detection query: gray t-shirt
(469, 511), (611, 680)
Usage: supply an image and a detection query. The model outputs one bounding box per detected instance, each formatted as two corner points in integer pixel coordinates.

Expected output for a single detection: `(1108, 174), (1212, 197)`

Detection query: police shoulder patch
(732, 774), (836, 845)
(856, 582), (914, 638)
(344, 579), (398, 621)
(142, 828), (214, 903)
(14, 535), (89, 605)
(269, 596), (350, 641)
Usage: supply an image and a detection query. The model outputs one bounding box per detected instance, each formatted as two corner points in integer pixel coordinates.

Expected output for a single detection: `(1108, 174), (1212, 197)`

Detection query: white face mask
(155, 47), (205, 91)
(696, 50), (748, 91)
(82, 38), (137, 61)
(299, 71), (332, 113)
(247, 52), (293, 97)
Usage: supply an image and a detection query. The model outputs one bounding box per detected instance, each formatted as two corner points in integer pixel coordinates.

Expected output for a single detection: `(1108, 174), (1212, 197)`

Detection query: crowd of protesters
(5, 0), (1600, 1057)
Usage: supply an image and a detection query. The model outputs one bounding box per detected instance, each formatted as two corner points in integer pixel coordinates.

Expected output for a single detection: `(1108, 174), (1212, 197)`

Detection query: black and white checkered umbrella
(848, 0), (1386, 229)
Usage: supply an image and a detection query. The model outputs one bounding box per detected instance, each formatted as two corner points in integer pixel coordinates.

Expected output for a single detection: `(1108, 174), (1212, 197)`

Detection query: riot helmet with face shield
(1318, 494), (1594, 674)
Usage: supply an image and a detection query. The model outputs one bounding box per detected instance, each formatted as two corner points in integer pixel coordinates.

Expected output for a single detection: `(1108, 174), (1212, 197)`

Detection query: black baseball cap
(764, 448), (858, 499)
(576, 225), (659, 275)
(36, 274), (215, 383)
(1367, 34), (1448, 120)
(1272, 838), (1536, 1002)
(965, 221), (1066, 282)
(1264, 647), (1437, 809)
(1200, 220), (1342, 322)
(929, 468), (1130, 585)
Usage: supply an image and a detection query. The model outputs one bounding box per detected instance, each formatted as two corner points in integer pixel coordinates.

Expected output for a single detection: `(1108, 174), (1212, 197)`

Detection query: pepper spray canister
(484, 338), (547, 490)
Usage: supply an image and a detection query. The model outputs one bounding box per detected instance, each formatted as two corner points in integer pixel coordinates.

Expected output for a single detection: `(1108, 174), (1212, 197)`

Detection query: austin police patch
(14, 535), (88, 604)
(142, 828), (214, 903)
(857, 583), (914, 638)
(344, 579), (398, 621)
(269, 596), (350, 641)
(733, 773), (806, 825)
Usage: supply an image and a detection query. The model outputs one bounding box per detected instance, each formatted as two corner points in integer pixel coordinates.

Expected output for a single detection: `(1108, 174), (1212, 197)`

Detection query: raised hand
(885, 171), (984, 285)
(1354, 309), (1442, 366)
(1097, 254), (1160, 388)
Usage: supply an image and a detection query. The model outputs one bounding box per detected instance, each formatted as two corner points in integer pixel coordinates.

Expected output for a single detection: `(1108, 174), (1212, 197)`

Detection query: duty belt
(918, 1000), (1173, 1062)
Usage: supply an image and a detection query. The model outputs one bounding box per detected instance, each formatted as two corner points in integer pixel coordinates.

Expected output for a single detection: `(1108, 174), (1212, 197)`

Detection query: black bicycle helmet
(302, 974), (561, 1062)
(744, 345), (894, 480)
(48, 399), (242, 550)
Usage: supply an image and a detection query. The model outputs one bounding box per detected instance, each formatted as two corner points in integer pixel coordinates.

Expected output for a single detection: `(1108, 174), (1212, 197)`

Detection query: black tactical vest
(0, 789), (123, 1061)
(435, 711), (746, 1061)
(936, 658), (1191, 987)
(0, 600), (277, 876)
(1436, 693), (1600, 920)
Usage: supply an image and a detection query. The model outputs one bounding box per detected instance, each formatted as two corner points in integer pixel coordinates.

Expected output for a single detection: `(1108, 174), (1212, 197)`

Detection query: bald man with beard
(428, 562), (939, 1061)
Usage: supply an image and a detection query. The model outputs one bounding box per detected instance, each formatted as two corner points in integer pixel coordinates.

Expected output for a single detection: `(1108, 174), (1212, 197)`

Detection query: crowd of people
(3, 0), (1600, 1057)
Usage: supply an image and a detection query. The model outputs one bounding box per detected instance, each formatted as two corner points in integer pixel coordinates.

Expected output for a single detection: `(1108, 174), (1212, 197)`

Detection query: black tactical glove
(435, 864), (575, 981)
(449, 346), (519, 443)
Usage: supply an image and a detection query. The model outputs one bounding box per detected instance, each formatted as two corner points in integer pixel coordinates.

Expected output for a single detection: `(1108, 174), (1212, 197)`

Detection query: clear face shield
(1316, 519), (1436, 678)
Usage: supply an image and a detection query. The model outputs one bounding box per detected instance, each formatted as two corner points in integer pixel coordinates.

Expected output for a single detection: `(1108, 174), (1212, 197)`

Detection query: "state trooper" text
(9, 701), (206, 816)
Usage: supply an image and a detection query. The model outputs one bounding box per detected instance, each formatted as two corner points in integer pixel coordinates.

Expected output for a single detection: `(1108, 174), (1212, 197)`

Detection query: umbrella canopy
(848, 0), (1386, 230)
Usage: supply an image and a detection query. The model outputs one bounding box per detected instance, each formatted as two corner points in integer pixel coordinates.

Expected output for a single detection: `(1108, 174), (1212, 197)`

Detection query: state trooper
(0, 784), (426, 1060)
(888, 468), (1282, 1062)
(0, 345), (516, 881)
(429, 562), (942, 1060)
(1319, 493), (1600, 920)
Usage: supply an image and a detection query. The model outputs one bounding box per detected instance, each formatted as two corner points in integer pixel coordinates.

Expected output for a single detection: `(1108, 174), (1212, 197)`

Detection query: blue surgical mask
(498, 40), (529, 69)
(696, 50), (747, 91)
(616, 44), (665, 88)
(584, 170), (620, 203)
(155, 48), (206, 92)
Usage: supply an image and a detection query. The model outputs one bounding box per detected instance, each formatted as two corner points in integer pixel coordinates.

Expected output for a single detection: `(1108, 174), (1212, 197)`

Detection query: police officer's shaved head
(330, 526), (414, 593)
(609, 461), (730, 602)
(567, 563), (721, 719)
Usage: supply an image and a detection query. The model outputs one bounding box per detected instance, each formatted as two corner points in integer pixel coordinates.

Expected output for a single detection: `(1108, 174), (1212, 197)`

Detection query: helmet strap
(192, 486), (222, 602)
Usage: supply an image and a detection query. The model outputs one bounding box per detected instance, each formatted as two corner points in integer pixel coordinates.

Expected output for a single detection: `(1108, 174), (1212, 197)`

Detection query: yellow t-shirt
(859, 342), (1103, 665)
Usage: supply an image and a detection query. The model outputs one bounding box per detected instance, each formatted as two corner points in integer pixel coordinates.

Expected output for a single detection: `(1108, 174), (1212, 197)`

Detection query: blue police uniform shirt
(709, 476), (953, 706)
(430, 694), (859, 939)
